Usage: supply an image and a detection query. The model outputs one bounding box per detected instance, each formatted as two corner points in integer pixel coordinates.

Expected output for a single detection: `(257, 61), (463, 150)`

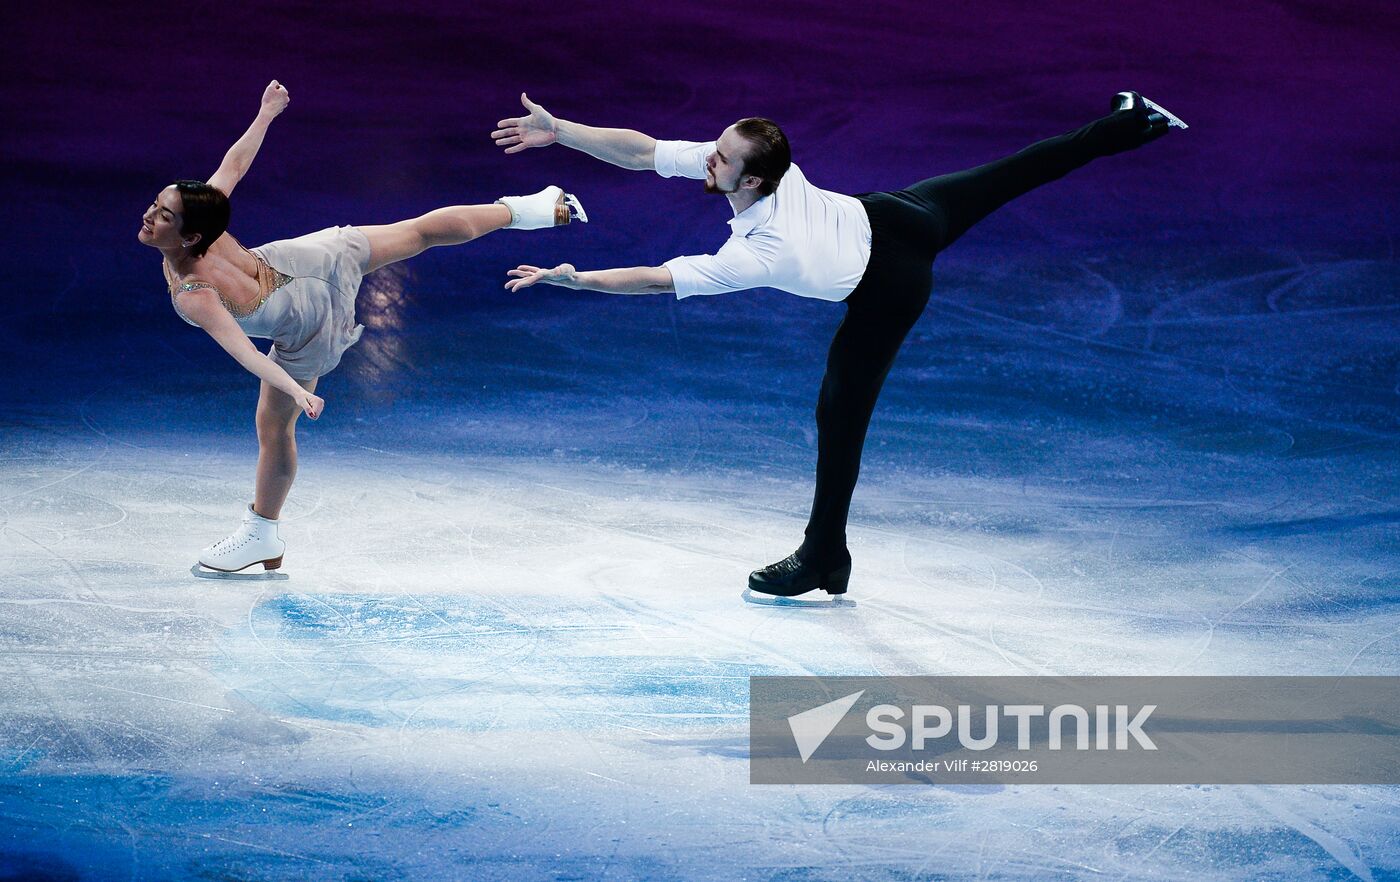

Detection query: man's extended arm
(507, 235), (771, 299)
(505, 263), (674, 295)
(493, 94), (656, 171)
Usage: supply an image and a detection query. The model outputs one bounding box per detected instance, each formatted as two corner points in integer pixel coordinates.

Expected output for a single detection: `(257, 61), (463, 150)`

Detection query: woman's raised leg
(359, 203), (513, 273)
(359, 186), (585, 272)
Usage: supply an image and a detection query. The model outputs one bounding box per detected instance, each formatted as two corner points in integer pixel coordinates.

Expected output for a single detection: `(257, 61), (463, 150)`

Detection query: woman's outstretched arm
(174, 289), (324, 418)
(206, 80), (291, 197)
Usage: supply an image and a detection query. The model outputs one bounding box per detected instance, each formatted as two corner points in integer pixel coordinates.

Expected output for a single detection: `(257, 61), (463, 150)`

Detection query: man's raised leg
(901, 97), (1176, 253)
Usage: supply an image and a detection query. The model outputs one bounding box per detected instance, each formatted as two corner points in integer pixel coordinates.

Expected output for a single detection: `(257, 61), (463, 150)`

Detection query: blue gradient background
(3, 1), (1399, 879)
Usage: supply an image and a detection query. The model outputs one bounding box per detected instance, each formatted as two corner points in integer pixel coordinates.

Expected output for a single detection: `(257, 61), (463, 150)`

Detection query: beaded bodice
(165, 247), (293, 325)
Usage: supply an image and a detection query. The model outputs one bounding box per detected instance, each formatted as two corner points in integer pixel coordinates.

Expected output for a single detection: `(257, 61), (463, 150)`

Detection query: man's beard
(704, 173), (736, 195)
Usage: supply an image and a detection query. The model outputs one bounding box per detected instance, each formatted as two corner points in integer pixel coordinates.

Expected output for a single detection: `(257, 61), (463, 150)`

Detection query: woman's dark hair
(172, 180), (230, 257)
(733, 117), (791, 197)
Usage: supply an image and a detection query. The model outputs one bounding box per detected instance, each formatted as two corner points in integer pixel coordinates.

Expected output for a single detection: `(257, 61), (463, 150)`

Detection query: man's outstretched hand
(505, 263), (577, 292)
(493, 94), (558, 154)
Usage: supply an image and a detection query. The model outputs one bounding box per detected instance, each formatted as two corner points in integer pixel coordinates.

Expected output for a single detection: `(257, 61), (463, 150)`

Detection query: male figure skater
(494, 91), (1185, 599)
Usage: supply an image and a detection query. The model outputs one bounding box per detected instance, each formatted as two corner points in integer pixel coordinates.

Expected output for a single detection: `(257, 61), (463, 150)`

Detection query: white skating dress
(167, 226), (372, 380)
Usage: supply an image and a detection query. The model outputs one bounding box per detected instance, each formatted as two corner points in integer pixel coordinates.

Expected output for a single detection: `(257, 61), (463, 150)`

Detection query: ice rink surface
(5, 252), (1398, 879)
(4, 0), (1399, 878)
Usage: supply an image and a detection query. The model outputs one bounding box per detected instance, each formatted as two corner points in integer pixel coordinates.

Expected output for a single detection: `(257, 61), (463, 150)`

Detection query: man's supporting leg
(798, 285), (930, 567)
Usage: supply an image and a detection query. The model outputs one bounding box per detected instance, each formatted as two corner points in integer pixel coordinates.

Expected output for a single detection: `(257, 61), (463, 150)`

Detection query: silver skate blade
(1141, 96), (1188, 129)
(564, 193), (588, 223)
(742, 588), (856, 609)
(191, 563), (289, 581)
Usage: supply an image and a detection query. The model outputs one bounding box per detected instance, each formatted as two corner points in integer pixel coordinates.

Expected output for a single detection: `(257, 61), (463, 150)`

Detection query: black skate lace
(767, 553), (804, 575)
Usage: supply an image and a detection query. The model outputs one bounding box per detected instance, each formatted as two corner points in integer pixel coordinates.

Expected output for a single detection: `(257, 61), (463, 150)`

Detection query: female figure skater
(141, 80), (585, 576)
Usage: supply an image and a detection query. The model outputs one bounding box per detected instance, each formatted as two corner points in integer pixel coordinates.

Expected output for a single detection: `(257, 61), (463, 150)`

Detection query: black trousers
(798, 109), (1165, 566)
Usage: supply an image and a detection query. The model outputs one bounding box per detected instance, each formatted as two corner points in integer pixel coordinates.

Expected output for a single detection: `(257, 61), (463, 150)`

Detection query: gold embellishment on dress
(164, 250), (293, 320)
(258, 256), (293, 297)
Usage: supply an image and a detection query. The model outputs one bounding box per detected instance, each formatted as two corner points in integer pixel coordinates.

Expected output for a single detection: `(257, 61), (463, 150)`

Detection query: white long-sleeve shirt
(654, 140), (873, 302)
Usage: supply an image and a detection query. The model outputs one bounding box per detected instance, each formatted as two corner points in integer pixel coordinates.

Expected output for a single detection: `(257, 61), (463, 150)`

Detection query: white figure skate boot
(193, 504), (288, 579)
(497, 185), (587, 230)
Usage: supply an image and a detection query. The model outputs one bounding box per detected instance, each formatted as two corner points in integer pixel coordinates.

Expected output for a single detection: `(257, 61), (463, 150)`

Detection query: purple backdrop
(4, 0), (1397, 320)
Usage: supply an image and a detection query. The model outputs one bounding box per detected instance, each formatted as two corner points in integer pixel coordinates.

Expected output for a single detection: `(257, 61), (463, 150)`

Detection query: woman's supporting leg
(253, 376), (317, 520)
(359, 203), (512, 273)
(899, 108), (1165, 253)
